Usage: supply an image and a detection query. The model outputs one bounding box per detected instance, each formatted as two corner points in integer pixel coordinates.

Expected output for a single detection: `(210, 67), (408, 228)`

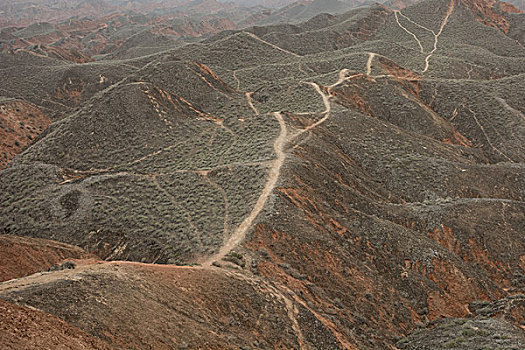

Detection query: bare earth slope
(0, 235), (95, 282)
(0, 299), (111, 350)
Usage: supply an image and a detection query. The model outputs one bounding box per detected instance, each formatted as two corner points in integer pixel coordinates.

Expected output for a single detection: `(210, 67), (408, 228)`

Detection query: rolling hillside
(0, 0), (524, 349)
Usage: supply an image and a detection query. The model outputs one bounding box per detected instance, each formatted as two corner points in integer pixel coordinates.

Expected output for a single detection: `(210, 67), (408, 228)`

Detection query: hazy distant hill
(507, 0), (525, 11)
(255, 0), (378, 24)
(217, 0), (298, 7)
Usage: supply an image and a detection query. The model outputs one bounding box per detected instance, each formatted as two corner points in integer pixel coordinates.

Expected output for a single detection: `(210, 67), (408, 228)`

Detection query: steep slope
(0, 99), (50, 170)
(0, 300), (111, 350)
(0, 262), (307, 349)
(0, 235), (95, 282)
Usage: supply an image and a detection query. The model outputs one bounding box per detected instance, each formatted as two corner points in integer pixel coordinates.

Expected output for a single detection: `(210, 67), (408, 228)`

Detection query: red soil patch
(0, 235), (96, 282)
(0, 299), (110, 350)
(0, 100), (50, 170)
(461, 0), (521, 33)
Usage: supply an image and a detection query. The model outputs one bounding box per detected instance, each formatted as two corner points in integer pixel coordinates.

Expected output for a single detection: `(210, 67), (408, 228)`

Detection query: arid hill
(0, 0), (524, 349)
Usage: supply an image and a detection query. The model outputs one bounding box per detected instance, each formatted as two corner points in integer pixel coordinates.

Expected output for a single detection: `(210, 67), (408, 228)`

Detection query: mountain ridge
(0, 0), (524, 348)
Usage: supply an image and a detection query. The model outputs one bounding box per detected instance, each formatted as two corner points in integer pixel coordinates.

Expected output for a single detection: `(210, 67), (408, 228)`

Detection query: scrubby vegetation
(0, 0), (524, 348)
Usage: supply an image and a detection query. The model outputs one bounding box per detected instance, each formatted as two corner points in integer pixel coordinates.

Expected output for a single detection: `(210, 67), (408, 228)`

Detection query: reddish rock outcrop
(0, 100), (50, 170)
(0, 235), (95, 282)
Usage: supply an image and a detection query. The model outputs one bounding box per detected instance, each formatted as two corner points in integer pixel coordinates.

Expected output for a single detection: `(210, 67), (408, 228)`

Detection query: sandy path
(244, 32), (301, 58)
(366, 52), (376, 76)
(329, 69), (352, 88)
(246, 92), (259, 116)
(232, 70), (241, 90)
(394, 10), (424, 53)
(293, 82), (332, 140)
(423, 0), (455, 73)
(397, 11), (434, 34)
(205, 71), (340, 266)
(0, 260), (105, 294)
(202, 111), (288, 267)
(393, 0), (455, 73)
(468, 106), (514, 162)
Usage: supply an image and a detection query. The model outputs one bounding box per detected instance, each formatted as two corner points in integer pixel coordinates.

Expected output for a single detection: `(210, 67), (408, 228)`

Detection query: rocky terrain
(0, 0), (524, 349)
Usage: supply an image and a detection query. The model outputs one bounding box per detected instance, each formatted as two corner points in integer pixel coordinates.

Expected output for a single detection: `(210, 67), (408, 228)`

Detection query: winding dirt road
(202, 111), (288, 267)
(204, 70), (338, 267)
(246, 92), (259, 116)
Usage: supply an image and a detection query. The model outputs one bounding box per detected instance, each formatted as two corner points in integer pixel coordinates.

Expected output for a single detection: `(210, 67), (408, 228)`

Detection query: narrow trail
(204, 175), (231, 244)
(329, 69), (352, 88)
(223, 270), (309, 349)
(262, 276), (357, 350)
(397, 11), (434, 34)
(467, 66), (474, 79)
(394, 10), (424, 53)
(152, 178), (203, 245)
(366, 52), (376, 76)
(493, 96), (525, 122)
(423, 0), (455, 73)
(289, 293), (358, 350)
(281, 294), (308, 349)
(217, 123), (238, 167)
(246, 92), (259, 116)
(0, 261), (106, 293)
(393, 0), (455, 73)
(292, 82), (332, 140)
(298, 61), (312, 76)
(244, 31), (301, 58)
(468, 106), (514, 162)
(232, 70), (241, 90)
(202, 111), (288, 267)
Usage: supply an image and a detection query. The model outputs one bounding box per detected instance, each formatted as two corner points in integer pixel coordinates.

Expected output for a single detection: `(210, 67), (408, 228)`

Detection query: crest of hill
(0, 51), (137, 120)
(206, 4), (391, 55)
(12, 22), (56, 39)
(255, 0), (377, 25)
